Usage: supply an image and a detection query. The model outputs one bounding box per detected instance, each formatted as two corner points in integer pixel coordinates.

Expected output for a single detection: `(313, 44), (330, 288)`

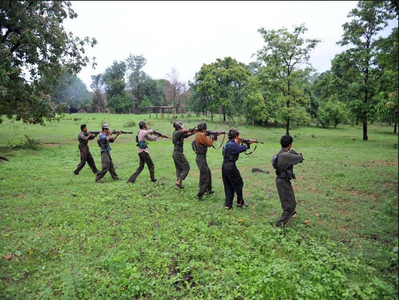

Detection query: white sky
(63, 1), (393, 89)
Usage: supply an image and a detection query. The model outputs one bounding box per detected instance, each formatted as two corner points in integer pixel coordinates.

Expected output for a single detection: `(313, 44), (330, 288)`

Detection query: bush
(123, 120), (136, 128)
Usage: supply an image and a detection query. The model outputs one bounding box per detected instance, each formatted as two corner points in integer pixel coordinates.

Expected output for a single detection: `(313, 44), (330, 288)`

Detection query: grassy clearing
(0, 113), (398, 299)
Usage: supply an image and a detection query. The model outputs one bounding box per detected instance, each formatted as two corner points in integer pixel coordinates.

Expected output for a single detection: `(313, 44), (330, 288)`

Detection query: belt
(174, 149), (183, 152)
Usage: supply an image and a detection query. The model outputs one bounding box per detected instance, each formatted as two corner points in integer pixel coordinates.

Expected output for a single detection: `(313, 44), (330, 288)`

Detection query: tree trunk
(363, 121), (368, 141)
(394, 123), (397, 134)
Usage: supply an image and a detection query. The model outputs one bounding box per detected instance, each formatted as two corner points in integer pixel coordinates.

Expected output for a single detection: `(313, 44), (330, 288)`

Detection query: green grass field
(0, 113), (398, 299)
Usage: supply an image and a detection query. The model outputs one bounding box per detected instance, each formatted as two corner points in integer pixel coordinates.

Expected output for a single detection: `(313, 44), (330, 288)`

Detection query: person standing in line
(222, 127), (255, 209)
(74, 124), (99, 175)
(126, 121), (159, 184)
(172, 121), (197, 189)
(194, 122), (221, 201)
(95, 124), (122, 183)
(272, 135), (304, 227)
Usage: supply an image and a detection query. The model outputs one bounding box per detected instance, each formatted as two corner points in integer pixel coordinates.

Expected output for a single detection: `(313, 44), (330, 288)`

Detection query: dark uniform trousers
(127, 152), (155, 183)
(75, 145), (98, 174)
(172, 150), (190, 180)
(222, 161), (244, 207)
(95, 152), (119, 181)
(275, 177), (296, 223)
(196, 154), (212, 197)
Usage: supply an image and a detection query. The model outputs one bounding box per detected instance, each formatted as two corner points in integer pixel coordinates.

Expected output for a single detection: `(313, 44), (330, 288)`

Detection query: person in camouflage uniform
(95, 124), (122, 183)
(273, 135), (304, 227)
(74, 124), (98, 175)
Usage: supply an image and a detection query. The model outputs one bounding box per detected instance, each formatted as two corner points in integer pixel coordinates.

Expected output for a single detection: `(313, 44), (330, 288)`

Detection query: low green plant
(123, 120), (136, 128)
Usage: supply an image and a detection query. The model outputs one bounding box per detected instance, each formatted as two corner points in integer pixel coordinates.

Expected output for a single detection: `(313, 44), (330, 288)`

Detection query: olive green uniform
(275, 149), (303, 225)
(74, 131), (98, 175)
(195, 132), (213, 198)
(172, 130), (190, 181)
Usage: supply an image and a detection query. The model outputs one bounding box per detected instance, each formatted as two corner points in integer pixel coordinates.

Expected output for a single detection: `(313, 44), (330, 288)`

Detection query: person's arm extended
(80, 132), (93, 141)
(228, 142), (247, 155)
(197, 132), (213, 147)
(287, 151), (303, 165)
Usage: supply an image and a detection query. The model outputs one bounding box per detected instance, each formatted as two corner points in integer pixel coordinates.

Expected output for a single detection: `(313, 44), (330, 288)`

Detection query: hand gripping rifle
(87, 131), (100, 135)
(205, 130), (227, 150)
(237, 138), (264, 155)
(187, 127), (198, 134)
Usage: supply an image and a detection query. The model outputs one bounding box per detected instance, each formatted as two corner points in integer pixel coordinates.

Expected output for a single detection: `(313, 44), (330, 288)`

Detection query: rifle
(187, 127), (198, 134)
(152, 130), (171, 139)
(111, 130), (133, 135)
(237, 138), (264, 155)
(205, 130), (226, 141)
(87, 131), (100, 135)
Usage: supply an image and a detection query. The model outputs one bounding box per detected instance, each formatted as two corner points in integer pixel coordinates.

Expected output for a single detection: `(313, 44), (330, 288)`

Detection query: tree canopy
(0, 1), (96, 124)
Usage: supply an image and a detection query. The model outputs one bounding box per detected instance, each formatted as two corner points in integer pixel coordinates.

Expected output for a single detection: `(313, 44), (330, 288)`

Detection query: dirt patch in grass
(43, 143), (61, 148)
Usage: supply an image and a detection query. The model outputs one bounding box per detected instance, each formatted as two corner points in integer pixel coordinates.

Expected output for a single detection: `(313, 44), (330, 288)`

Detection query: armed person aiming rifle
(193, 122), (223, 201)
(74, 124), (99, 176)
(172, 121), (198, 189)
(126, 121), (169, 184)
(95, 124), (123, 183)
(222, 127), (259, 209)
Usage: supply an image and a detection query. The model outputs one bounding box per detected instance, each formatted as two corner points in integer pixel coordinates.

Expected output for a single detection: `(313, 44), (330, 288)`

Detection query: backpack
(191, 140), (198, 154)
(271, 154), (278, 169)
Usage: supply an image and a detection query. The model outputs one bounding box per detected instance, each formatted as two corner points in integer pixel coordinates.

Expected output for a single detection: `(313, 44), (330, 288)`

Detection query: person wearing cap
(126, 121), (159, 183)
(172, 121), (196, 189)
(95, 124), (122, 183)
(74, 124), (99, 175)
(221, 127), (255, 209)
(194, 122), (221, 200)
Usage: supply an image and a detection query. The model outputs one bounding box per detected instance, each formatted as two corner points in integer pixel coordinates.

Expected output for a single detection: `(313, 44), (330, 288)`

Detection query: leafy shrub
(124, 120), (136, 128)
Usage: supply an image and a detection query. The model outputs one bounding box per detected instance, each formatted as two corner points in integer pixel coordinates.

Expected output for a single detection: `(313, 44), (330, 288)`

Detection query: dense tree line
(1, 1), (397, 139)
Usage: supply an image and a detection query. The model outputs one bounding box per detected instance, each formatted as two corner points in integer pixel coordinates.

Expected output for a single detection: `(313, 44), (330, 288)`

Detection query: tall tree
(256, 24), (320, 135)
(0, 1), (96, 124)
(126, 54), (149, 113)
(375, 3), (398, 133)
(337, 1), (394, 140)
(90, 74), (106, 113)
(195, 57), (251, 122)
(166, 68), (187, 113)
(102, 61), (128, 113)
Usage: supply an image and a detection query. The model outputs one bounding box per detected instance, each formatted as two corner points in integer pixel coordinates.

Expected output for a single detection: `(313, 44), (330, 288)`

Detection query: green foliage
(0, 1), (96, 125)
(336, 1), (396, 140)
(317, 96), (349, 128)
(256, 24), (319, 134)
(126, 54), (151, 113)
(103, 61), (127, 113)
(194, 57), (251, 122)
(123, 120), (136, 128)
